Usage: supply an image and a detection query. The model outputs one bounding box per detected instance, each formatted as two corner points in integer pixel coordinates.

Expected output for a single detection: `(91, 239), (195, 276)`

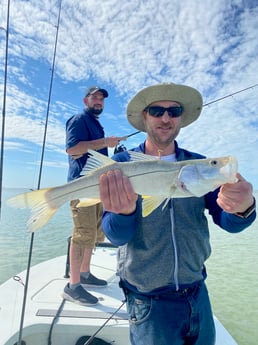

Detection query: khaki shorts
(70, 199), (105, 248)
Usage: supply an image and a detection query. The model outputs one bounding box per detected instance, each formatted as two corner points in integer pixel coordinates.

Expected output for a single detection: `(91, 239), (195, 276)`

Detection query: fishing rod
(126, 130), (141, 138)
(16, 1), (63, 344)
(203, 83), (258, 107)
(0, 0), (11, 219)
(114, 82), (258, 153)
(114, 130), (141, 153)
(83, 300), (126, 345)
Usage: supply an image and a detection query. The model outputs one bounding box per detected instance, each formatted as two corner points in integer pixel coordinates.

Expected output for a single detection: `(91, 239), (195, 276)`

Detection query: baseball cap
(85, 86), (108, 98)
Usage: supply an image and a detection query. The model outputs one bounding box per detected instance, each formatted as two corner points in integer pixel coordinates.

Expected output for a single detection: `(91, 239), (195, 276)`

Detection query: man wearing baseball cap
(98, 83), (256, 344)
(63, 86), (124, 306)
(85, 86), (109, 98)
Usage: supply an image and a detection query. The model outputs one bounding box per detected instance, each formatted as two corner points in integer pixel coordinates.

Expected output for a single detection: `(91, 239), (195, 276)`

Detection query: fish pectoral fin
(128, 151), (157, 162)
(142, 195), (166, 217)
(81, 149), (115, 175)
(77, 198), (100, 207)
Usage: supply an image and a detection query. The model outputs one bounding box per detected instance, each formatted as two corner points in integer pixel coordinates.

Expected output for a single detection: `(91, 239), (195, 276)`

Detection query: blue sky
(0, 0), (258, 190)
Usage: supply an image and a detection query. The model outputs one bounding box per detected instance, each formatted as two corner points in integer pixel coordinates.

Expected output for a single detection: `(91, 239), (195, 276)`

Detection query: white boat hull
(0, 247), (237, 345)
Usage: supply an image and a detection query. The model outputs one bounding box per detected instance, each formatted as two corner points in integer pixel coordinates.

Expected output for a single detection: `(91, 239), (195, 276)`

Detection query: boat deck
(0, 248), (130, 345)
(0, 247), (237, 345)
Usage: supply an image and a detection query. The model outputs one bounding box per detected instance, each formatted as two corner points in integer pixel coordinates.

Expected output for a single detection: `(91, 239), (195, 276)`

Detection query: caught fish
(7, 150), (238, 232)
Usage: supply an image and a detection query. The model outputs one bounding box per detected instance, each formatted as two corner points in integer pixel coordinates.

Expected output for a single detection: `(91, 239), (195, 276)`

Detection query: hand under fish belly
(7, 150), (238, 232)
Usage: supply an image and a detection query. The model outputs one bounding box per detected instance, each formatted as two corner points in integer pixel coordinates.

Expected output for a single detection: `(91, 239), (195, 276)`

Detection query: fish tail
(7, 188), (62, 232)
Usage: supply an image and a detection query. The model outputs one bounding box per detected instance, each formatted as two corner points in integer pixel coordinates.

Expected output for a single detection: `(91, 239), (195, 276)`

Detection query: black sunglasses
(145, 106), (183, 118)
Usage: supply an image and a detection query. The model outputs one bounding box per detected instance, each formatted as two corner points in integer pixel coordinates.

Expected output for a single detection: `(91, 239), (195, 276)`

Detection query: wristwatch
(235, 198), (256, 218)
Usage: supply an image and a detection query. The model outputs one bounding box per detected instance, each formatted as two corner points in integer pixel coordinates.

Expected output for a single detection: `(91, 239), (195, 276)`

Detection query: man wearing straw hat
(98, 83), (256, 345)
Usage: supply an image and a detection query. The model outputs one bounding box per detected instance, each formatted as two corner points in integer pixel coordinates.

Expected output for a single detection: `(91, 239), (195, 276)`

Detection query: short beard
(88, 107), (103, 116)
(146, 125), (180, 148)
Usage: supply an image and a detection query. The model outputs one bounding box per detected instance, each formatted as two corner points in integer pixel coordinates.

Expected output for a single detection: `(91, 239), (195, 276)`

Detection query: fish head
(177, 156), (238, 197)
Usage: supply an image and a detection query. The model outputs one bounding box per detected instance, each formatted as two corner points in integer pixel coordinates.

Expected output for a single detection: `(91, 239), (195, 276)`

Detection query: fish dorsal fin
(81, 149), (115, 175)
(142, 195), (166, 217)
(128, 151), (157, 162)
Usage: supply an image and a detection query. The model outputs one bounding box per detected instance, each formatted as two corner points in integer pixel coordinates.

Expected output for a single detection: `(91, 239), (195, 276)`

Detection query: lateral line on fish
(6, 151), (238, 233)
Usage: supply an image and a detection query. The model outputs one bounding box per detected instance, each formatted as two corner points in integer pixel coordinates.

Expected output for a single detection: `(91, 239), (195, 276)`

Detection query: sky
(0, 0), (258, 191)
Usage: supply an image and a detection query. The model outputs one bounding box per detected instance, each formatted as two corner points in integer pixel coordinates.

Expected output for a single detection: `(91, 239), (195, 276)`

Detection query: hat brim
(95, 88), (108, 98)
(127, 83), (203, 132)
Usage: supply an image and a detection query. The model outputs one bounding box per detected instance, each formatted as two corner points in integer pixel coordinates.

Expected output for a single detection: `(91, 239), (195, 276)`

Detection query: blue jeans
(125, 282), (215, 345)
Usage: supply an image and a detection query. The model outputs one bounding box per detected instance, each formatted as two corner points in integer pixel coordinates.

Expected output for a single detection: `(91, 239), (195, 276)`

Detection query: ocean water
(0, 188), (257, 345)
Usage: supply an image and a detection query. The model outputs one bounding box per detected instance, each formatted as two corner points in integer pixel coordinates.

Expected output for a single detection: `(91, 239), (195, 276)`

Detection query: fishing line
(15, 1), (63, 344)
(0, 0), (10, 219)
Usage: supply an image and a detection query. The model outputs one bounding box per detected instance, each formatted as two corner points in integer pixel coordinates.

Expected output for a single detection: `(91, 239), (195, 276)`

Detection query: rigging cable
(16, 1), (63, 345)
(83, 300), (126, 345)
(0, 0), (11, 219)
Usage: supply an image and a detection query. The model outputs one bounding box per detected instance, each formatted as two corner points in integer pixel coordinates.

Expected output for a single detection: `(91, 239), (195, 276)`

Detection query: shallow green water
(0, 188), (257, 345)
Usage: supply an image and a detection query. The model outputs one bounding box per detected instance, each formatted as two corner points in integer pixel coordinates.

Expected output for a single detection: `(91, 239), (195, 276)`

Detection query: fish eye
(210, 160), (218, 166)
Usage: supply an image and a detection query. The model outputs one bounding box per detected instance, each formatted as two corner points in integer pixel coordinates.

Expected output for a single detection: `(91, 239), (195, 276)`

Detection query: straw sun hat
(126, 83), (203, 132)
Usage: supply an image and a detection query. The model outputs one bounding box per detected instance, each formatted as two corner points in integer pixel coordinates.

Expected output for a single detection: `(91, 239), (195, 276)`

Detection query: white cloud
(0, 0), (258, 188)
